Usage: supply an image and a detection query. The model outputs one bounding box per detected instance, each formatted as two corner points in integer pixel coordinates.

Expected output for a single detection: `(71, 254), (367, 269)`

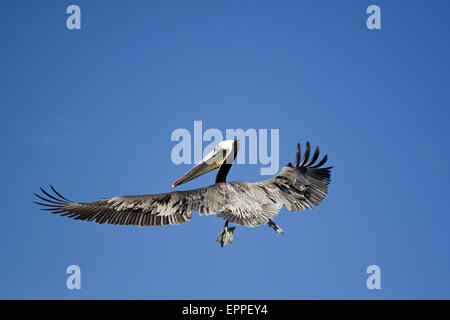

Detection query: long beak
(172, 149), (224, 188)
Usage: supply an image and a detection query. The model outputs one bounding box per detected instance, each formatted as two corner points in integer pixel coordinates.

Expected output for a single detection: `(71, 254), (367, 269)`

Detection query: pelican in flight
(34, 140), (332, 247)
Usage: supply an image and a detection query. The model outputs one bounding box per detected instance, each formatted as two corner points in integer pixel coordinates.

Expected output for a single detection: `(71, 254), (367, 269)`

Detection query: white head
(172, 140), (239, 187)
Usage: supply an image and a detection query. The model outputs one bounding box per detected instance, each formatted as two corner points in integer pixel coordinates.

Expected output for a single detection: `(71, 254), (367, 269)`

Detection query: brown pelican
(34, 140), (332, 247)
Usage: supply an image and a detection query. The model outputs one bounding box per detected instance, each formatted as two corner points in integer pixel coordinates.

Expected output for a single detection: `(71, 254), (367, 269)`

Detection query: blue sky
(1, 0), (450, 299)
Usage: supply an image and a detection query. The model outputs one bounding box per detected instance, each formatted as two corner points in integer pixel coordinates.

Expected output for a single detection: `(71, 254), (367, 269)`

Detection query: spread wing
(33, 184), (229, 226)
(34, 142), (332, 228)
(260, 141), (332, 212)
(216, 142), (332, 226)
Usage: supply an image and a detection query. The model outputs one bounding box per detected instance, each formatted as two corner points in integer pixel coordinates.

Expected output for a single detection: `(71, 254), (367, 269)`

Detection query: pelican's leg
(216, 221), (236, 247)
(268, 219), (285, 235)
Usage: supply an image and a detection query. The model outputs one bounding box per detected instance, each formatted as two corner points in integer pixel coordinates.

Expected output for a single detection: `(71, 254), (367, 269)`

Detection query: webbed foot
(216, 223), (236, 247)
(268, 219), (285, 235)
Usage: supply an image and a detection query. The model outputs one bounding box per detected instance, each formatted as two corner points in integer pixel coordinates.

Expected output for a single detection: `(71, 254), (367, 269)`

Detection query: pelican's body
(34, 140), (332, 247)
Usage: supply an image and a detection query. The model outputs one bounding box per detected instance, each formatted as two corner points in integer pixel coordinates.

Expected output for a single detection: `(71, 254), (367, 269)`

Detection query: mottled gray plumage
(34, 142), (332, 230)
